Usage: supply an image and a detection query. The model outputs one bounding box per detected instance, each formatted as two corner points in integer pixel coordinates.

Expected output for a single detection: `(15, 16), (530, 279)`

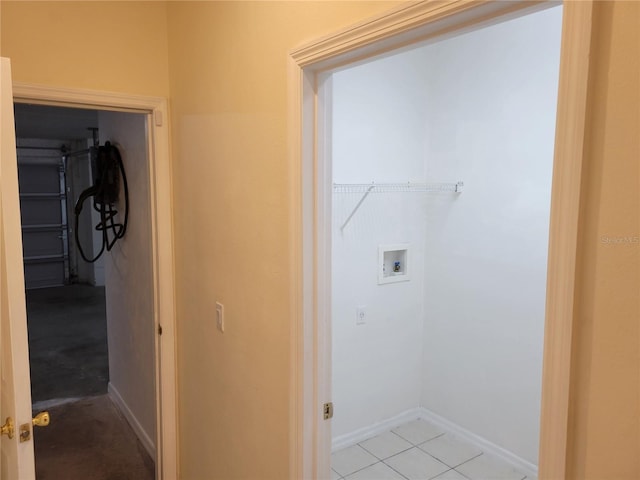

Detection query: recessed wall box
(378, 244), (410, 284)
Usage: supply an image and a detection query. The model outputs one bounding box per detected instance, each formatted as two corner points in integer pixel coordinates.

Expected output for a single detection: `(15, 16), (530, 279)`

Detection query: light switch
(215, 302), (224, 333)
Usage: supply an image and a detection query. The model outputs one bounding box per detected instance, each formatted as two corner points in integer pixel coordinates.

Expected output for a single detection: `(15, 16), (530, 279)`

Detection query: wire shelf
(333, 181), (463, 194)
(334, 181), (463, 231)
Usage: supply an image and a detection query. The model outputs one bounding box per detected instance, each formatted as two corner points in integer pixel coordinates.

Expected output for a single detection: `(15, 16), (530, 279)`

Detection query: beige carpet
(34, 395), (155, 480)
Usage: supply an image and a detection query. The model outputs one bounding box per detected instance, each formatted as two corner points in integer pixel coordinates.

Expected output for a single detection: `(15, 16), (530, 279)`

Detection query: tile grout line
(355, 428), (448, 466)
(391, 427), (447, 447)
(379, 459), (412, 480)
(451, 466), (473, 480)
(339, 428), (449, 478)
(453, 451), (485, 470)
(451, 452), (484, 469)
(334, 421), (528, 480)
(358, 439), (415, 462)
(428, 467), (456, 480)
(333, 444), (377, 478)
(351, 428), (448, 479)
(417, 443), (484, 471)
(379, 443), (452, 480)
(453, 452), (529, 480)
(341, 458), (411, 480)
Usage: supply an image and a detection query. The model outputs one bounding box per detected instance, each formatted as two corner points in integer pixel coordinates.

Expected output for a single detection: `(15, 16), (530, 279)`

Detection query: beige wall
(2, 1), (639, 479)
(165, 3), (399, 478)
(0, 1), (170, 97)
(567, 2), (640, 479)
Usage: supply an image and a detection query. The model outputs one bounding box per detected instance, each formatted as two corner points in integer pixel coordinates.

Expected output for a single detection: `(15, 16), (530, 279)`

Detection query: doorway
(327, 5), (561, 480)
(0, 79), (178, 479)
(289, 1), (593, 479)
(14, 103), (155, 479)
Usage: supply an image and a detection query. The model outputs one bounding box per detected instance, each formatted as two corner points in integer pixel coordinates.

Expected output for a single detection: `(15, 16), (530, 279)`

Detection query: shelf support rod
(340, 184), (375, 231)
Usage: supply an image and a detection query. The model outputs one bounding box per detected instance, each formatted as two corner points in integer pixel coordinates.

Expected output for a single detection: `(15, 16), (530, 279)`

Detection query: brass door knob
(32, 411), (50, 427)
(1, 417), (14, 439)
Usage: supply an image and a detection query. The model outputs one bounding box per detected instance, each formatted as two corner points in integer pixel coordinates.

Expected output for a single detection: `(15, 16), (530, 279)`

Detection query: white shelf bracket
(340, 184), (375, 231)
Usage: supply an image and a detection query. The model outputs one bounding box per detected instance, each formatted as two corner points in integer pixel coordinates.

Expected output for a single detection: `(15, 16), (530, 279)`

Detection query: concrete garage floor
(26, 285), (154, 480)
(26, 285), (109, 402)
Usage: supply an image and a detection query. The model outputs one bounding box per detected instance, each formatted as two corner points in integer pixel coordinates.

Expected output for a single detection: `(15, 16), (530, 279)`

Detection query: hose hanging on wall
(74, 141), (129, 263)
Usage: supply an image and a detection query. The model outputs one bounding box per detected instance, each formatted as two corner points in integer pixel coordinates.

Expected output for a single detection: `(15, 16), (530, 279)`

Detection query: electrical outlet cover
(356, 306), (367, 325)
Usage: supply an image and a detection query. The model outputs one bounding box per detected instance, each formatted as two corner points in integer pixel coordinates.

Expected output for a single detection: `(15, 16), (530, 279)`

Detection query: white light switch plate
(216, 302), (224, 333)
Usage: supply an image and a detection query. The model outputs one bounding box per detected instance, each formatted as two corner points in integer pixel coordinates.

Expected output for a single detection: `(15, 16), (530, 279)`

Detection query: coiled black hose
(74, 142), (129, 263)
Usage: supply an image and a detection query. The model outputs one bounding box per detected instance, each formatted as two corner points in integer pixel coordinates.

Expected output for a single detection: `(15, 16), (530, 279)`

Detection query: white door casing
(287, 1), (593, 479)
(0, 56), (37, 480)
(2, 77), (178, 479)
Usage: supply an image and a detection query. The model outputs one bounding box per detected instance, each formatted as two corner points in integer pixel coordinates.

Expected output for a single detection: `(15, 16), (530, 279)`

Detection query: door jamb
(11, 83), (179, 480)
(287, 1), (593, 479)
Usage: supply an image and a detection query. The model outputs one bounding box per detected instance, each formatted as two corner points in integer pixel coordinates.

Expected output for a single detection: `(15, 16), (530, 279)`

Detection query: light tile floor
(331, 419), (535, 480)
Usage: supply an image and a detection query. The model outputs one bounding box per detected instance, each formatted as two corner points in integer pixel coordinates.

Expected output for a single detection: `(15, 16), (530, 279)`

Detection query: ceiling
(14, 103), (98, 141)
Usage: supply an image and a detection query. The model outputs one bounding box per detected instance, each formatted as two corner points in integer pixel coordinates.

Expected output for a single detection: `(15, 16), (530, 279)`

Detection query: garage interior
(15, 104), (155, 480)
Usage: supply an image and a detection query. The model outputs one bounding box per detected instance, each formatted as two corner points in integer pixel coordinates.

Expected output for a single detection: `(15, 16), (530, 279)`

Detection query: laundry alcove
(328, 5), (563, 476)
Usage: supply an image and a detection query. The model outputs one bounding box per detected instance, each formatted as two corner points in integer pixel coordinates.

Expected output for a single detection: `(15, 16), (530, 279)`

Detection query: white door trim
(12, 82), (179, 480)
(287, 1), (593, 479)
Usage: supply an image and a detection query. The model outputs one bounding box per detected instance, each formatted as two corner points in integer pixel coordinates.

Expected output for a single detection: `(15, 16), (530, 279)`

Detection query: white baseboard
(332, 408), (423, 452)
(108, 383), (156, 462)
(418, 407), (538, 479)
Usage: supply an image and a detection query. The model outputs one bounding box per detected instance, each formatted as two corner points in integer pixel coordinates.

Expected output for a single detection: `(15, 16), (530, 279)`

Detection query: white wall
(332, 47), (430, 184)
(331, 5), (562, 464)
(331, 47), (430, 438)
(420, 6), (562, 464)
(99, 111), (156, 454)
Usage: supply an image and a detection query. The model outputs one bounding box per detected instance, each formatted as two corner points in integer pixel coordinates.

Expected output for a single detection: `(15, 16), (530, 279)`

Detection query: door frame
(287, 1), (593, 479)
(11, 82), (179, 480)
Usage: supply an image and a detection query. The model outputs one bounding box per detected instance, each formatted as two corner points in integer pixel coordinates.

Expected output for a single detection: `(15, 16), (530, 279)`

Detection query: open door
(0, 57), (37, 480)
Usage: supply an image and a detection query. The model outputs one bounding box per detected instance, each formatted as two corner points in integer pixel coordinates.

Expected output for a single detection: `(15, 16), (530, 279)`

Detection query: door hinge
(323, 402), (333, 420)
(158, 324), (163, 335)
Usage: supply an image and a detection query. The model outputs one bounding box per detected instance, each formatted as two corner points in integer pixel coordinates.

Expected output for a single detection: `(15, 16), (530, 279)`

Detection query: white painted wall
(420, 7), (562, 464)
(331, 47), (430, 184)
(331, 5), (562, 464)
(331, 47), (430, 438)
(99, 111), (156, 454)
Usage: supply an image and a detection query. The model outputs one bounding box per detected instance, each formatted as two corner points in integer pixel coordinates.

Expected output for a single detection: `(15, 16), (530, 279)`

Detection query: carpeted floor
(34, 395), (155, 480)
